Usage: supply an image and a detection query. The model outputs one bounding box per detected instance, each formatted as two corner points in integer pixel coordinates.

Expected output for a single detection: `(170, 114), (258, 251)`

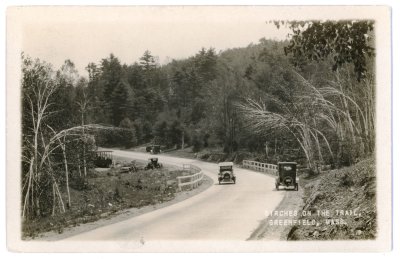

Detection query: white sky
(16, 6), (290, 77)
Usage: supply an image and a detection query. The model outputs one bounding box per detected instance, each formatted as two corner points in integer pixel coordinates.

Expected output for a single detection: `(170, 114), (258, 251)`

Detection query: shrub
(192, 134), (203, 152)
(340, 173), (354, 187)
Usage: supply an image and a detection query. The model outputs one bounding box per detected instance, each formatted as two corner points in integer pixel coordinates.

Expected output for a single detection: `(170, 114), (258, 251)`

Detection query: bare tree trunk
(81, 112), (87, 178)
(300, 125), (319, 174)
(313, 118), (324, 163)
(60, 135), (71, 208)
(365, 74), (375, 153)
(22, 157), (34, 219)
(337, 73), (356, 145)
(181, 130), (185, 149)
(292, 129), (313, 172)
(77, 154), (82, 177)
(83, 148), (87, 178)
(46, 155), (65, 214)
(52, 183), (56, 216)
(33, 117), (40, 217)
(35, 186), (40, 217)
(53, 178), (65, 213)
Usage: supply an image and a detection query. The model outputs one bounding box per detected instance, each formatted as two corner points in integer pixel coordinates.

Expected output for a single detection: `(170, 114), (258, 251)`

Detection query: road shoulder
(34, 174), (213, 241)
(248, 187), (305, 240)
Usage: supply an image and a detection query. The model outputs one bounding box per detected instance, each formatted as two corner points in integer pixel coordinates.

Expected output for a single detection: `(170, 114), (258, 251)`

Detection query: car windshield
(220, 166), (232, 170)
(279, 164), (295, 171)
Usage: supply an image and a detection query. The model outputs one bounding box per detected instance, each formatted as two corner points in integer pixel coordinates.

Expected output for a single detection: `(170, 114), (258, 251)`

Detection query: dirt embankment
(287, 157), (376, 240)
(249, 157), (376, 241)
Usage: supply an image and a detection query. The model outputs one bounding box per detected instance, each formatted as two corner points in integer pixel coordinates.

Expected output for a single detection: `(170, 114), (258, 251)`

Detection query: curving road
(65, 149), (285, 241)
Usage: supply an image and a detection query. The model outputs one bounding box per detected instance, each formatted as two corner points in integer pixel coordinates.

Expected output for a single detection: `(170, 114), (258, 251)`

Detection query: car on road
(145, 157), (163, 170)
(146, 145), (161, 154)
(275, 162), (299, 191)
(151, 145), (161, 154)
(218, 162), (236, 184)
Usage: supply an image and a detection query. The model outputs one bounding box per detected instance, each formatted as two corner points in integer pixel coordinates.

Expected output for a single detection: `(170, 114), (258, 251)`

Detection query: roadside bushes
(94, 127), (137, 148)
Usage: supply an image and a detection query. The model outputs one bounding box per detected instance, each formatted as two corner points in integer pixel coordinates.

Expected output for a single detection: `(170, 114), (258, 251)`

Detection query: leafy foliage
(273, 20), (374, 81)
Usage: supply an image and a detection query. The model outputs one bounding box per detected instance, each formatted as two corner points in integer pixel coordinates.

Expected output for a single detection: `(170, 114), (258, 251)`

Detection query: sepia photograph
(6, 5), (392, 252)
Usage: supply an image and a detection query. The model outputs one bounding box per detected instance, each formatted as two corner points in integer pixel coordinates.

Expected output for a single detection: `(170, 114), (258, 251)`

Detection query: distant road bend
(65, 149), (286, 240)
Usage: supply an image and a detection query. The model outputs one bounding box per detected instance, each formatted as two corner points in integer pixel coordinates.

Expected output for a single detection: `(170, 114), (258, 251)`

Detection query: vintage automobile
(151, 145), (161, 154)
(275, 162), (299, 191)
(146, 145), (161, 154)
(218, 162), (236, 184)
(145, 157), (163, 170)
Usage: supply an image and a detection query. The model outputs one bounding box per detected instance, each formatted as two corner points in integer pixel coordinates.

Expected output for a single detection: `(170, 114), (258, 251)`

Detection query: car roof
(218, 162), (233, 166)
(278, 162), (297, 165)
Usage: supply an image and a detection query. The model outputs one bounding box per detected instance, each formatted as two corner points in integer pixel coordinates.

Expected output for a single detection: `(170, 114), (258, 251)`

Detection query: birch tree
(22, 55), (59, 218)
(237, 69), (338, 173)
(21, 54), (116, 219)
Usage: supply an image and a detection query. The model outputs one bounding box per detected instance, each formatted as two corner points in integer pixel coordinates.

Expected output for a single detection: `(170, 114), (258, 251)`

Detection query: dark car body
(151, 145), (161, 154)
(218, 162), (236, 184)
(145, 157), (163, 170)
(275, 162), (299, 191)
(146, 145), (161, 154)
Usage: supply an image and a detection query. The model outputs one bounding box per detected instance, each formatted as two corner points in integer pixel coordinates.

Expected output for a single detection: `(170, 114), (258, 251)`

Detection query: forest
(21, 20), (375, 221)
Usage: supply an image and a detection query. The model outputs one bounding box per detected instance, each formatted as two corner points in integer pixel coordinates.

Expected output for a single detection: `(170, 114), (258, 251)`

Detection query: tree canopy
(273, 20), (374, 81)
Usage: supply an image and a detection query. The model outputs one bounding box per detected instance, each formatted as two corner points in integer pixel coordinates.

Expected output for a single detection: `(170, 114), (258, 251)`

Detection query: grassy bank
(22, 164), (197, 239)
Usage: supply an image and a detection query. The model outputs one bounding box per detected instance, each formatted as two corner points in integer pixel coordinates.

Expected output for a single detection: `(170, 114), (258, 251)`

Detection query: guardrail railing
(177, 164), (203, 191)
(242, 160), (277, 175)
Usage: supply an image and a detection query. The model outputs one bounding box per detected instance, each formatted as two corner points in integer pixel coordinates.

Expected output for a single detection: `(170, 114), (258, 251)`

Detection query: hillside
(288, 157), (376, 240)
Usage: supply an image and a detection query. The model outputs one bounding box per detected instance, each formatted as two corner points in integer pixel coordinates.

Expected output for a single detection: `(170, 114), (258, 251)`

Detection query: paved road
(66, 150), (285, 241)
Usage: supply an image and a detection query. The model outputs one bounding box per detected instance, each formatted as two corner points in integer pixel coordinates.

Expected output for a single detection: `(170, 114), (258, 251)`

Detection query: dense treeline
(21, 20), (375, 221)
(83, 41), (302, 153)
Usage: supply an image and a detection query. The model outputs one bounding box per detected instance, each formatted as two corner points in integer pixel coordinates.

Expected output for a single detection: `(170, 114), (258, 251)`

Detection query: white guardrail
(177, 164), (204, 191)
(242, 160), (277, 175)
